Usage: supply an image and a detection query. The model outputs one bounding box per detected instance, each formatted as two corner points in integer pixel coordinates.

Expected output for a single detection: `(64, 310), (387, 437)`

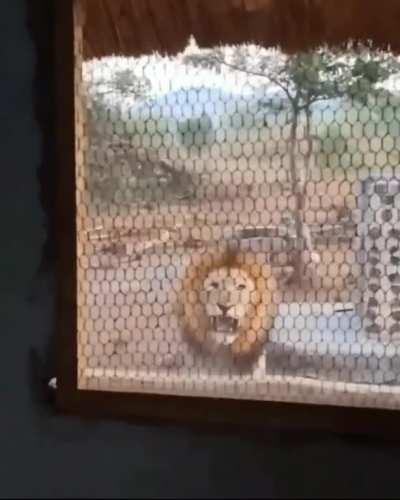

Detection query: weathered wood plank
(81, 0), (400, 59)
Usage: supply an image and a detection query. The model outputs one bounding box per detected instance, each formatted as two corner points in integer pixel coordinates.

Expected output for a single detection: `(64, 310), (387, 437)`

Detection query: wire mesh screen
(74, 29), (400, 409)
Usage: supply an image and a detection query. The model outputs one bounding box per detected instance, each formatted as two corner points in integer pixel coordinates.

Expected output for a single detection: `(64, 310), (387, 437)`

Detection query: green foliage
(112, 69), (151, 98)
(182, 48), (224, 72)
(346, 51), (400, 103)
(177, 113), (214, 148)
(88, 69), (152, 101)
(183, 40), (400, 113)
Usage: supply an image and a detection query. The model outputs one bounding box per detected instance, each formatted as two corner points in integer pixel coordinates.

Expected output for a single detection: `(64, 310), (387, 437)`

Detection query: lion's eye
(237, 284), (246, 290)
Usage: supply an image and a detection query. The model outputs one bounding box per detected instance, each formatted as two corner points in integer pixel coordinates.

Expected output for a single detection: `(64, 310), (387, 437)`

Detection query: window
(56, 0), (400, 434)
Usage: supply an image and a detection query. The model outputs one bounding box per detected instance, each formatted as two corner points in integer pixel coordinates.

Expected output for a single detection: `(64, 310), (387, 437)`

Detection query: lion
(180, 250), (279, 361)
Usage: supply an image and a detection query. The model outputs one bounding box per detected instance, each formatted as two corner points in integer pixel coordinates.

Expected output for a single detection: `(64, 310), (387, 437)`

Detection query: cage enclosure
(56, 0), (400, 428)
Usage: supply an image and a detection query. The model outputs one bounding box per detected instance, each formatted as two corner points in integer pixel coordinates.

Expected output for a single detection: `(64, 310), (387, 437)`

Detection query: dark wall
(2, 1), (400, 497)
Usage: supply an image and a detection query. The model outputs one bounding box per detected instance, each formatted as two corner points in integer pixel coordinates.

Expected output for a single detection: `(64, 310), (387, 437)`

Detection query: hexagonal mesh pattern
(74, 32), (400, 409)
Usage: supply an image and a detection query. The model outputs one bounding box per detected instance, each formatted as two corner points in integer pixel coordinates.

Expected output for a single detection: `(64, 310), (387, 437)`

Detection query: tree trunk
(302, 108), (319, 266)
(287, 104), (320, 285)
(288, 109), (305, 284)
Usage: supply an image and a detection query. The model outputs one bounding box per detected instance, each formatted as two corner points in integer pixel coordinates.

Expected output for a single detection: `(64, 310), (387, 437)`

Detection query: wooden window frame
(55, 0), (400, 438)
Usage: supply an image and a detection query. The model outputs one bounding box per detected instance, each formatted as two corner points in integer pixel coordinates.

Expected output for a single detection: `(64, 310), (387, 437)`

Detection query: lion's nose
(218, 304), (229, 315)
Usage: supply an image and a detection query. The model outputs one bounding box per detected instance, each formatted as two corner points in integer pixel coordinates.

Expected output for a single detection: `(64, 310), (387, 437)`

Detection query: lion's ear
(223, 247), (241, 267)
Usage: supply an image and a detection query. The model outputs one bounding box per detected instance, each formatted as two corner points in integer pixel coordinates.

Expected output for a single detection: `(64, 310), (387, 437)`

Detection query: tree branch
(212, 57), (295, 104)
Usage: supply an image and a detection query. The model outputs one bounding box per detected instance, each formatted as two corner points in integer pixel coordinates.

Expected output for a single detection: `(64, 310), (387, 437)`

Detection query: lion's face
(182, 252), (277, 358)
(201, 267), (257, 333)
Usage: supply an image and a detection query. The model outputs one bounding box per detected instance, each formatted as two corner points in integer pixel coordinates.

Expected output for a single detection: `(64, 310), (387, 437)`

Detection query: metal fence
(74, 35), (400, 409)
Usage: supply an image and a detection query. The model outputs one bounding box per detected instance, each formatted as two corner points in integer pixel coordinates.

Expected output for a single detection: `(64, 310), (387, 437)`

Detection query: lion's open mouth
(210, 315), (238, 333)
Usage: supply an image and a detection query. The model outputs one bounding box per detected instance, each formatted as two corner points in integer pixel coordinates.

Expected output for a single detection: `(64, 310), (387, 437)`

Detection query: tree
(183, 40), (400, 284)
(86, 66), (152, 144)
(85, 67), (152, 206)
(88, 68), (152, 101)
